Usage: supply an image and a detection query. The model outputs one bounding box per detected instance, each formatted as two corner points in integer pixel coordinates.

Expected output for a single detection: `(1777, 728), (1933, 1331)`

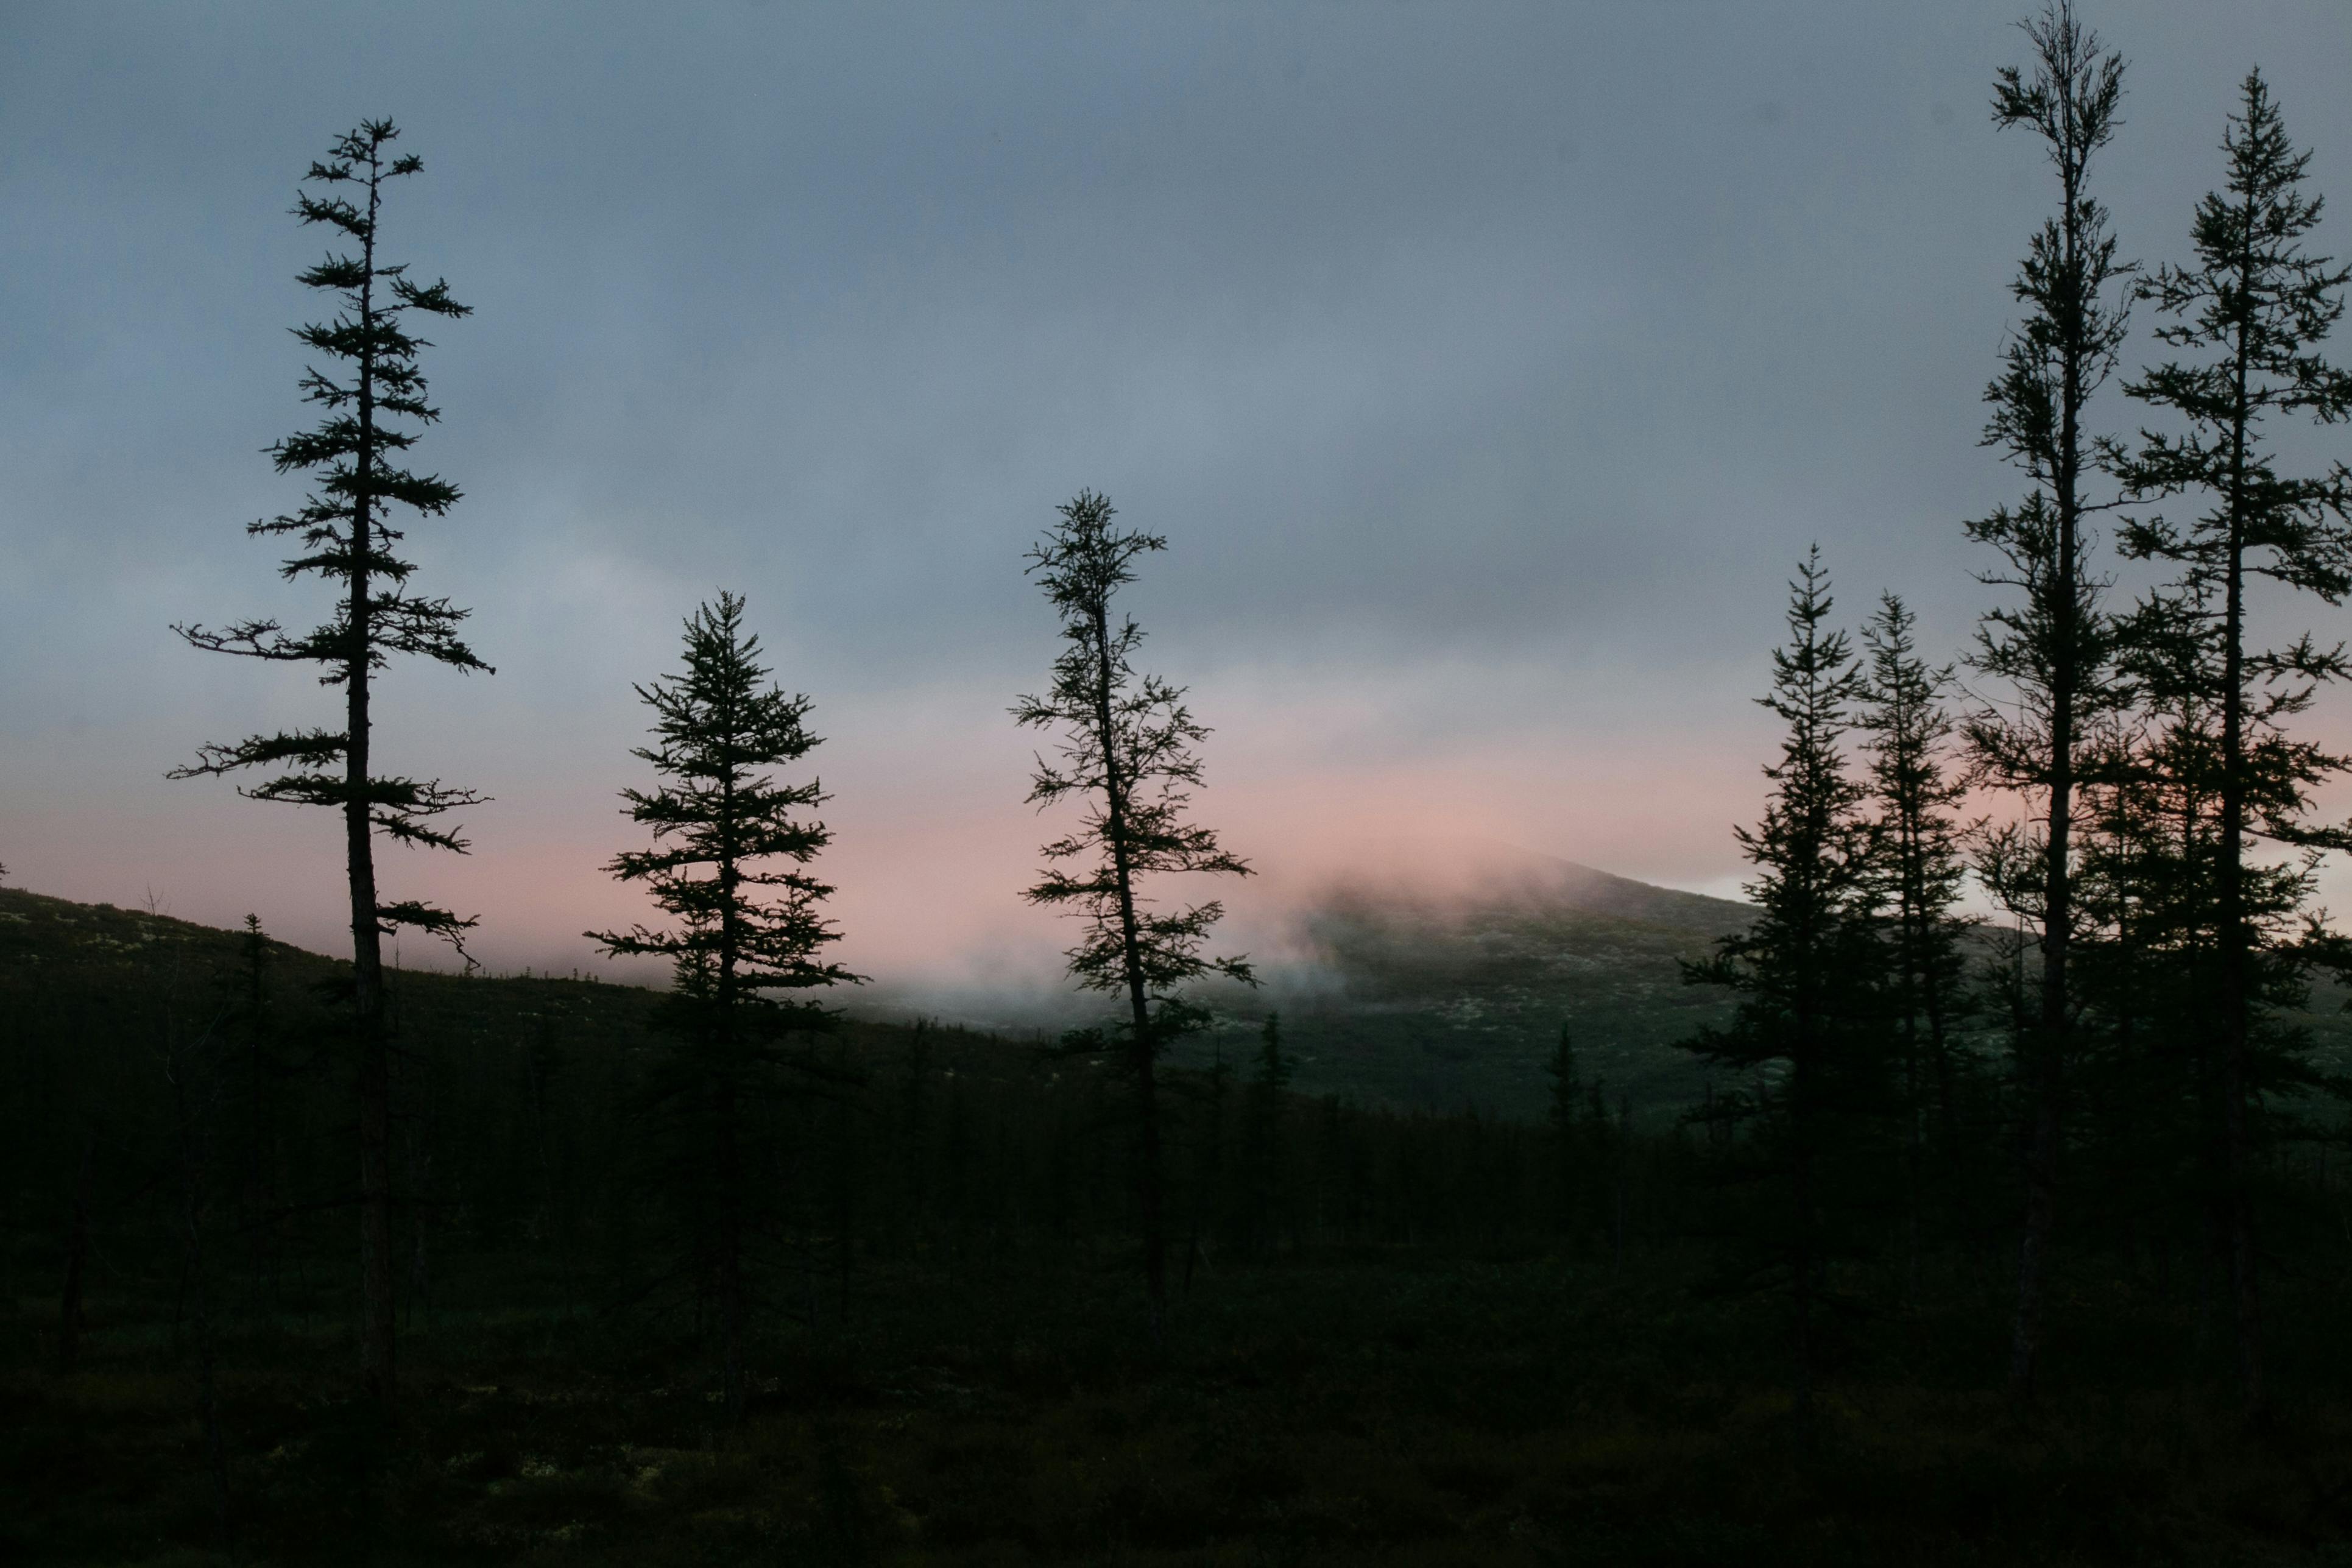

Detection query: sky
(7, 2), (2352, 1005)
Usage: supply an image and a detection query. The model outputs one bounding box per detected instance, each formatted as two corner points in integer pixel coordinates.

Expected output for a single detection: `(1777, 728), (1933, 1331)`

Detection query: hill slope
(1173, 847), (1753, 1119)
(1, 853), (1753, 1125)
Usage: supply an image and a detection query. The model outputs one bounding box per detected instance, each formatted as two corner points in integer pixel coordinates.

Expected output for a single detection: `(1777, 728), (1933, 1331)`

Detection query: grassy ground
(9, 886), (2352, 1561)
(8, 1251), (2352, 1566)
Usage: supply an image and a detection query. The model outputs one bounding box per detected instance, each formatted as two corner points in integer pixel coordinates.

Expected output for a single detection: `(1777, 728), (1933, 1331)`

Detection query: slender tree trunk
(2011, 127), (2088, 1403)
(716, 1073), (745, 1419)
(348, 163), (398, 1410)
(2011, 728), (2070, 1400)
(1904, 998), (1924, 1303)
(1791, 1037), (1817, 1424)
(1130, 986), (1167, 1343)
(1899, 847), (1926, 1302)
(1088, 597), (1167, 1346)
(712, 739), (750, 1416)
(2221, 1037), (2261, 1410)
(2218, 315), (2264, 1418)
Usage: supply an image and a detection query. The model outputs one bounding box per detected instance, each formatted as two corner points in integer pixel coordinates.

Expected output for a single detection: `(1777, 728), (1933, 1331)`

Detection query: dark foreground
(9, 1251), (2352, 1567)
(7, 888), (2351, 1562)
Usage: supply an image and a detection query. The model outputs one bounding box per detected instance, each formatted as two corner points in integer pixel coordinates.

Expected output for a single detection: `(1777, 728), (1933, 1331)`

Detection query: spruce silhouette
(1681, 549), (1884, 1422)
(170, 120), (485, 1405)
(2110, 69), (2352, 1418)
(1014, 490), (1254, 1346)
(589, 591), (858, 1418)
(1967, 4), (2136, 1401)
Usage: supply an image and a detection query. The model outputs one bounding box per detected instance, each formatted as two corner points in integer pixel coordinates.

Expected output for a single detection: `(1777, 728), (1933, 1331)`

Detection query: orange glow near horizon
(25, 668), (2352, 1015)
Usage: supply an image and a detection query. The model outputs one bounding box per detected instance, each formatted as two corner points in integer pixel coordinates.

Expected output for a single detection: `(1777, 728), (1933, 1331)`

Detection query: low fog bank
(841, 834), (1752, 1038)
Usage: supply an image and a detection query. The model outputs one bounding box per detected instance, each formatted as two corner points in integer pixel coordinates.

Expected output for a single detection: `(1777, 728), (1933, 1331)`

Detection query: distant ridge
(1148, 839), (1756, 1118)
(1306, 840), (1751, 938)
(4, 844), (1759, 1122)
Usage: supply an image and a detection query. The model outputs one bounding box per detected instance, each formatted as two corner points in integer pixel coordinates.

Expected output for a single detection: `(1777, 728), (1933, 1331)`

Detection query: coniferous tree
(588, 591), (858, 1416)
(170, 121), (484, 1404)
(1857, 594), (1977, 1279)
(2068, 610), (2227, 1311)
(1014, 490), (1254, 1342)
(1681, 549), (1884, 1417)
(1966, 4), (2136, 1399)
(2108, 69), (2352, 1414)
(231, 914), (288, 1298)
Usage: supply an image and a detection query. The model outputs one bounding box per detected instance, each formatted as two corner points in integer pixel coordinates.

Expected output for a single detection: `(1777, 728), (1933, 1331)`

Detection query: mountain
(1169, 844), (1753, 1121)
(0, 849), (1751, 1126)
(1184, 842), (2352, 1124)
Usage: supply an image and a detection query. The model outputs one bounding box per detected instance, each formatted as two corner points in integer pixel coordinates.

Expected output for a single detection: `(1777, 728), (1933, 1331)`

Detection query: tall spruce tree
(1681, 549), (1884, 1417)
(1965, 3), (2135, 1399)
(588, 591), (858, 1417)
(1857, 594), (1976, 1280)
(1015, 490), (1254, 1343)
(2108, 70), (2352, 1414)
(170, 121), (484, 1404)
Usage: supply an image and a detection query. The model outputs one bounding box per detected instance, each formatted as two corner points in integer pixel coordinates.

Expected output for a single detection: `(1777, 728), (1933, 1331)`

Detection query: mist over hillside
(860, 839), (1753, 1118)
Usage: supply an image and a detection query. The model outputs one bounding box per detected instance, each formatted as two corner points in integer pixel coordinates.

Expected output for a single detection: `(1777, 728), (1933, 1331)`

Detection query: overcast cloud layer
(7, 2), (2352, 997)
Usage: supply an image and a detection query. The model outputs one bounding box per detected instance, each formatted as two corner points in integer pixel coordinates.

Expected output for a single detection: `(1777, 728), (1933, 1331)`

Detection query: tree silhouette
(1681, 549), (1885, 1419)
(169, 120), (485, 1404)
(2109, 69), (2352, 1416)
(588, 590), (858, 1418)
(1014, 490), (1254, 1343)
(1966, 2), (2136, 1400)
(1857, 594), (1976, 1284)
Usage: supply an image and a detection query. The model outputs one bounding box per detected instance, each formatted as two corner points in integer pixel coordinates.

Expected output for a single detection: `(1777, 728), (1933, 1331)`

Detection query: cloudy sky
(7, 1), (2352, 998)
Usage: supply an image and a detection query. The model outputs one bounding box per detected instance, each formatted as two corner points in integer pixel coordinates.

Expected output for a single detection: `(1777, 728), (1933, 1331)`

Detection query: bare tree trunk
(348, 163), (397, 1410)
(2010, 1038), (2062, 1400)
(1087, 596), (1168, 1348)
(240, 917), (276, 1301)
(2222, 1057), (2262, 1411)
(1133, 1037), (1168, 1345)
(355, 1003), (394, 1400)
(1899, 886), (1926, 1305)
(2012, 495), (2075, 1404)
(717, 1073), (746, 1420)
(2004, 5), (2112, 1403)
(1791, 1040), (1816, 1427)
(2218, 311), (2265, 1421)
